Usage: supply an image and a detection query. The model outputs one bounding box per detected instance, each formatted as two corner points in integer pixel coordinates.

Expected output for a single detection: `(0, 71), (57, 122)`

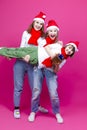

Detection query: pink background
(0, 0), (87, 130)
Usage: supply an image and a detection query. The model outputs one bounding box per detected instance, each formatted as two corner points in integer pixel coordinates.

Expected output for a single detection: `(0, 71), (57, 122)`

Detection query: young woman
(27, 41), (79, 123)
(12, 11), (48, 119)
(25, 20), (79, 123)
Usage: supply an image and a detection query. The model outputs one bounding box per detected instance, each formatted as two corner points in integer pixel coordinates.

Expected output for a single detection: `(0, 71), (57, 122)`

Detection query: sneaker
(14, 109), (20, 119)
(28, 112), (36, 122)
(38, 106), (48, 113)
(56, 113), (64, 123)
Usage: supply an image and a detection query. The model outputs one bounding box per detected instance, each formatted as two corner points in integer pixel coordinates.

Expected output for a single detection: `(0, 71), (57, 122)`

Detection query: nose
(68, 50), (72, 55)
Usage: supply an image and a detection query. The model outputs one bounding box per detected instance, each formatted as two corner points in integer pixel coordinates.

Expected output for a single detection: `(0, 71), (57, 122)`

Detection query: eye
(40, 23), (43, 26)
(49, 30), (52, 32)
(54, 29), (57, 32)
(36, 21), (39, 24)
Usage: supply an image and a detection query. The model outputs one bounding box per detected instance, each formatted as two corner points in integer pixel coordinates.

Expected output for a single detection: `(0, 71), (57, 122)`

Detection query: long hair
(26, 21), (45, 37)
(52, 55), (62, 66)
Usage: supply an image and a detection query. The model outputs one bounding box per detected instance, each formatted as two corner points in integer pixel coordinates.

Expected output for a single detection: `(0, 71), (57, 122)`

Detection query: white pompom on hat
(66, 41), (79, 51)
(46, 20), (60, 31)
(33, 12), (46, 23)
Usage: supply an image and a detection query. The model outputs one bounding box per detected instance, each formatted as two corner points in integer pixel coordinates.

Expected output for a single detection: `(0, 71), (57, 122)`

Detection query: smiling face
(47, 28), (58, 40)
(33, 20), (44, 31)
(65, 44), (74, 56)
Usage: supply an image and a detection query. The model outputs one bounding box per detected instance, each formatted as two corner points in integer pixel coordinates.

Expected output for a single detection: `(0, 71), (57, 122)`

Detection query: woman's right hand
(23, 55), (30, 63)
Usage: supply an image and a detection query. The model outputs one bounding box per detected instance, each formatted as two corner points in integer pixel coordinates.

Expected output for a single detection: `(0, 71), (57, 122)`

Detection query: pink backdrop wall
(0, 0), (87, 111)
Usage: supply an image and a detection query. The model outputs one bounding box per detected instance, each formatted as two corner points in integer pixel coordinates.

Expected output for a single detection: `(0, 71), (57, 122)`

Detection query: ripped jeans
(31, 67), (60, 114)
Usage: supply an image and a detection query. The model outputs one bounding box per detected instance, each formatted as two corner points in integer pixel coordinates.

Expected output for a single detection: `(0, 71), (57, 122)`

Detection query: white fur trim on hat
(46, 26), (59, 31)
(67, 43), (78, 51)
(42, 15), (46, 18)
(33, 18), (45, 23)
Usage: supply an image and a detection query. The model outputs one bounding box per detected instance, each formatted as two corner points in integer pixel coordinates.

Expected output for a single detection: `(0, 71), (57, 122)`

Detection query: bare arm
(57, 40), (63, 46)
(44, 45), (56, 59)
(44, 40), (63, 59)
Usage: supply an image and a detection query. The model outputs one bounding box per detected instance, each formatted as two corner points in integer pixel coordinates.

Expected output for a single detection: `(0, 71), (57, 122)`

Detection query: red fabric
(42, 47), (69, 67)
(44, 36), (56, 47)
(42, 57), (52, 67)
(28, 28), (41, 46)
(61, 47), (69, 59)
(46, 20), (59, 30)
(42, 37), (56, 67)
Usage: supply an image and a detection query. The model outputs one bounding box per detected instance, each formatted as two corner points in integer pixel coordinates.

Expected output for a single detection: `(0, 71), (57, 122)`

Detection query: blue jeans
(31, 68), (60, 114)
(13, 59), (34, 107)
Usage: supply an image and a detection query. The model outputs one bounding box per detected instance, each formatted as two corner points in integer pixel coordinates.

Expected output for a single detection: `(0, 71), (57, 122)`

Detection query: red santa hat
(33, 12), (46, 23)
(46, 20), (60, 31)
(67, 41), (79, 51)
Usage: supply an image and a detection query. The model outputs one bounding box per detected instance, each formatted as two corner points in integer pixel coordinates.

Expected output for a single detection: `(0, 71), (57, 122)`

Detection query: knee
(32, 88), (41, 100)
(50, 93), (59, 101)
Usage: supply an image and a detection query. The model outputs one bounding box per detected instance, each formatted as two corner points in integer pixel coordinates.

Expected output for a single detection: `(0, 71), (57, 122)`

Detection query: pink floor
(0, 59), (87, 130)
(0, 61), (87, 130)
(0, 104), (87, 130)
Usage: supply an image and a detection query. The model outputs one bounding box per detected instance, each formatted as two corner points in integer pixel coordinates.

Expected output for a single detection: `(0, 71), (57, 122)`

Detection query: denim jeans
(13, 59), (34, 107)
(31, 68), (60, 114)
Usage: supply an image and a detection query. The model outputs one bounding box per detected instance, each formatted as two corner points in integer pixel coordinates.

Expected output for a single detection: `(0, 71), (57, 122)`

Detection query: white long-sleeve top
(20, 31), (46, 47)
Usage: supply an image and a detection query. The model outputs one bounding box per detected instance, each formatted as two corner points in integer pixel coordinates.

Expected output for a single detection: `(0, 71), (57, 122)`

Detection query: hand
(23, 55), (30, 63)
(58, 40), (63, 46)
(5, 56), (12, 60)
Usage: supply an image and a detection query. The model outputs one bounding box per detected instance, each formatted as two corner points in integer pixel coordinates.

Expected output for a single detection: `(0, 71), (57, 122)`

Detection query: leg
(31, 67), (44, 112)
(28, 68), (44, 122)
(44, 68), (63, 123)
(0, 47), (38, 65)
(27, 64), (34, 90)
(27, 66), (48, 112)
(0, 47), (27, 58)
(13, 60), (27, 118)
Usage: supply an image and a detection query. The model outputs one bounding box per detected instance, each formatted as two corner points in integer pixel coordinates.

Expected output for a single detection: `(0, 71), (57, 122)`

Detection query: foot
(0, 47), (3, 49)
(28, 112), (36, 122)
(14, 109), (20, 119)
(56, 113), (64, 123)
(38, 106), (48, 113)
